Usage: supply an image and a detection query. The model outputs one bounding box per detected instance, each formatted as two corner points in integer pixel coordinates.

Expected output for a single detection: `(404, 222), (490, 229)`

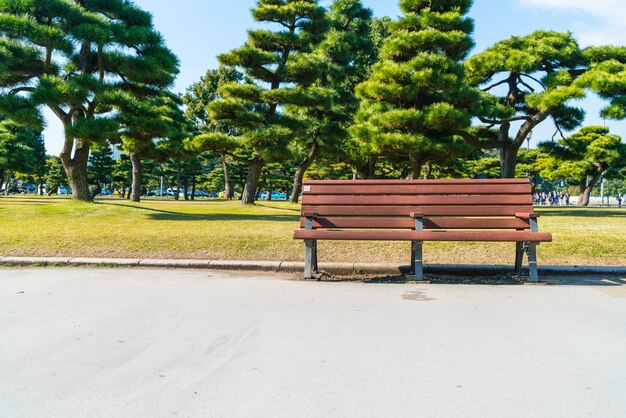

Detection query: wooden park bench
(293, 179), (552, 282)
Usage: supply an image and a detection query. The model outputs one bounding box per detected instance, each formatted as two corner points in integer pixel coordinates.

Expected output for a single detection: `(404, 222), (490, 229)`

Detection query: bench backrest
(300, 179), (534, 231)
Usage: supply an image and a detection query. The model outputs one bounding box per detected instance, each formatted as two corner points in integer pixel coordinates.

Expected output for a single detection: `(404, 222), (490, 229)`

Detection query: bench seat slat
(299, 217), (531, 230)
(303, 185), (531, 195)
(304, 179), (529, 185)
(293, 230), (552, 242)
(302, 194), (533, 206)
(302, 205), (534, 217)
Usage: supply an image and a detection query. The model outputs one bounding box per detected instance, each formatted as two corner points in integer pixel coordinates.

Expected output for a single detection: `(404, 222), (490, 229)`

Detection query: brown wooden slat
(302, 184), (531, 195)
(302, 194), (533, 206)
(301, 205), (534, 217)
(304, 179), (530, 185)
(294, 230), (552, 242)
(299, 217), (531, 230)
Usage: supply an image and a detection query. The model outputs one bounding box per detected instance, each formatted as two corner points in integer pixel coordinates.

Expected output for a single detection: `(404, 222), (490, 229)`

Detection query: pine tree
(200, 0), (327, 204)
(287, 0), (376, 202)
(0, 117), (44, 194)
(88, 147), (115, 196)
(184, 66), (244, 199)
(0, 0), (179, 201)
(44, 155), (67, 195)
(113, 93), (185, 202)
(352, 0), (476, 179)
(538, 126), (626, 206)
(464, 32), (626, 178)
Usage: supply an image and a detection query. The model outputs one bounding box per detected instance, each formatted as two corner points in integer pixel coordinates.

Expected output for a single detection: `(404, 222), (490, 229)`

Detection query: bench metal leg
(312, 240), (318, 273)
(527, 242), (539, 282)
(414, 241), (424, 281)
(410, 241), (416, 273)
(514, 242), (524, 275)
(304, 239), (314, 279)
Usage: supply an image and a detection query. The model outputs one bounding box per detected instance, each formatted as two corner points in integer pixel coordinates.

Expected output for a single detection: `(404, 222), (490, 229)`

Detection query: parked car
(191, 189), (210, 198)
(57, 186), (72, 195)
(165, 188), (186, 198)
(260, 191), (287, 200)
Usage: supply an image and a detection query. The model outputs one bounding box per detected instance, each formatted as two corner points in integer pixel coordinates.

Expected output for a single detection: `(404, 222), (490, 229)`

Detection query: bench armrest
(516, 212), (540, 219)
(303, 212), (318, 219)
(410, 212), (424, 219)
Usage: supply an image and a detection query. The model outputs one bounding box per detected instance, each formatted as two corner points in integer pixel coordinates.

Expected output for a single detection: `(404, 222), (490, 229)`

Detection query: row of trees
(185, 0), (626, 204)
(1, 0), (626, 205)
(2, 123), (623, 207)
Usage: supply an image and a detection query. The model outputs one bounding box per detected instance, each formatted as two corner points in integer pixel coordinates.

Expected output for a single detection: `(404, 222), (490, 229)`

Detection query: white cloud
(518, 0), (626, 46)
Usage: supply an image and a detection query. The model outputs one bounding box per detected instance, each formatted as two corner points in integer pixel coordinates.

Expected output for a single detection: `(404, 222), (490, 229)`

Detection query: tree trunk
(0, 168), (4, 195)
(265, 184), (272, 201)
(91, 184), (102, 200)
(130, 153), (142, 203)
(423, 162), (432, 180)
(290, 141), (319, 203)
(47, 185), (58, 196)
(37, 174), (44, 195)
(241, 159), (264, 205)
(3, 172), (11, 196)
(578, 170), (603, 207)
(60, 139), (92, 202)
(175, 163), (181, 201)
(183, 176), (189, 201)
(500, 145), (518, 179)
(222, 155), (234, 199)
(191, 176), (196, 201)
(406, 160), (422, 180)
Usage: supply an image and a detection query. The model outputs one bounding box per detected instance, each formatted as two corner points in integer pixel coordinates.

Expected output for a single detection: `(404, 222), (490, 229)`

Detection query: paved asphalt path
(1, 268), (625, 418)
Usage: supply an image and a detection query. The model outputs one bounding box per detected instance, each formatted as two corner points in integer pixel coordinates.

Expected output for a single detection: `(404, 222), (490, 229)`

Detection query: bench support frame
(513, 218), (539, 282)
(515, 242), (524, 275)
(304, 215), (318, 279)
(526, 217), (539, 282)
(409, 215), (424, 281)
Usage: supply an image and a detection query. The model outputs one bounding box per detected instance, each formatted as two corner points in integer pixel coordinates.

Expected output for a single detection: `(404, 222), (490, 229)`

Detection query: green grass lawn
(1, 195), (625, 266)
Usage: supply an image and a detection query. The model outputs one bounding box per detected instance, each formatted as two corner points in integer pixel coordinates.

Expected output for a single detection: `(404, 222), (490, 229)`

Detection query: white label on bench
(303, 186), (311, 192)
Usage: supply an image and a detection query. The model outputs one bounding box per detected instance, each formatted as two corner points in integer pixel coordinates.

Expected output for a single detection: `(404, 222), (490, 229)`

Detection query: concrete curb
(0, 256), (625, 276)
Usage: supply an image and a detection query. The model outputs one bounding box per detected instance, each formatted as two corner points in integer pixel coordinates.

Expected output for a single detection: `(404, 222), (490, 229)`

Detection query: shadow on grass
(101, 202), (300, 222)
(541, 208), (626, 218)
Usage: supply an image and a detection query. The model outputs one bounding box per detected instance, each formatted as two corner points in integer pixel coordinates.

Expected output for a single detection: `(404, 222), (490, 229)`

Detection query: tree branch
(481, 78), (509, 92)
(48, 103), (69, 123)
(518, 77), (536, 93)
(478, 115), (531, 125)
(520, 73), (546, 89)
(459, 130), (503, 149)
(9, 87), (35, 95)
(513, 109), (551, 148)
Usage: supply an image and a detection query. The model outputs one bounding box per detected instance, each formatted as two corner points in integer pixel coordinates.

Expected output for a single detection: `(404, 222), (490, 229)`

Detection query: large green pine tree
(352, 0), (476, 179)
(464, 32), (626, 178)
(199, 0), (327, 204)
(0, 0), (179, 201)
(287, 0), (375, 202)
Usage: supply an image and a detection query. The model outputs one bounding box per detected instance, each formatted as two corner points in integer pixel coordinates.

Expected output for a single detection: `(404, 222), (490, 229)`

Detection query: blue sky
(43, 0), (626, 154)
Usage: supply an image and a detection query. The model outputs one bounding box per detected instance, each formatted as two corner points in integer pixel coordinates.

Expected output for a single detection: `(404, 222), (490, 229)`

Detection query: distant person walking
(617, 193), (623, 208)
